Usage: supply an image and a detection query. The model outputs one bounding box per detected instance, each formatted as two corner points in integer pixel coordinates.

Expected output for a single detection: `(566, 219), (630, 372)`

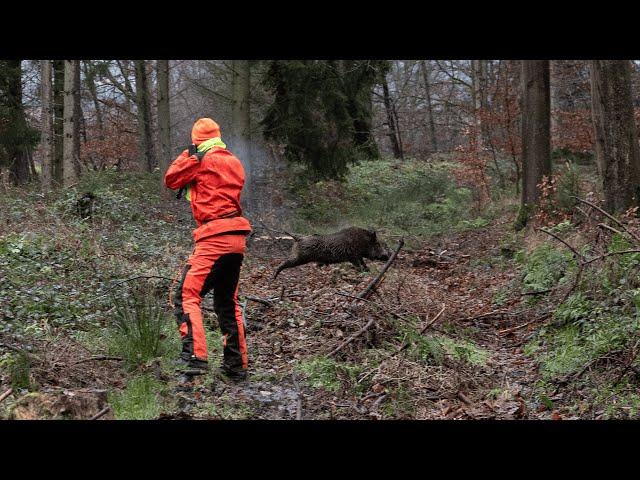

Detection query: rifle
(176, 144), (205, 200)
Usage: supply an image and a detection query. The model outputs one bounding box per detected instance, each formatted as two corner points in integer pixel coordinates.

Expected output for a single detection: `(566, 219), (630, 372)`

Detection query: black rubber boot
(218, 365), (248, 383)
(175, 355), (209, 376)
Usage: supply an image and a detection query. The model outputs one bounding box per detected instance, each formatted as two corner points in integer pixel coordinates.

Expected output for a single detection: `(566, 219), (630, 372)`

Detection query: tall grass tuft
(110, 285), (171, 370)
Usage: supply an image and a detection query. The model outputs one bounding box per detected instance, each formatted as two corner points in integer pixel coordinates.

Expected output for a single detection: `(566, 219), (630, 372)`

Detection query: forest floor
(2, 160), (638, 420)
(195, 217), (546, 420)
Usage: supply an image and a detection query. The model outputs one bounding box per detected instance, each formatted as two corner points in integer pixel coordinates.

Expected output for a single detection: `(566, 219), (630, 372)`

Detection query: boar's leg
(273, 258), (308, 279)
(350, 258), (369, 272)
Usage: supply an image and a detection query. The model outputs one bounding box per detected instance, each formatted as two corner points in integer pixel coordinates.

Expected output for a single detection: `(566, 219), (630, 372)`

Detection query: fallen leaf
(372, 383), (385, 394)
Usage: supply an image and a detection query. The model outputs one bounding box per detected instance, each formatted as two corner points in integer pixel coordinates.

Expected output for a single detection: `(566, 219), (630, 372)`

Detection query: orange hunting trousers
(174, 233), (248, 372)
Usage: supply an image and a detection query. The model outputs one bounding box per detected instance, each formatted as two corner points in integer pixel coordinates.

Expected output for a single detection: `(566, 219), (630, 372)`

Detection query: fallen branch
(73, 356), (123, 365)
(243, 295), (275, 307)
(584, 249), (640, 265)
(554, 350), (624, 389)
(291, 373), (303, 420)
(597, 222), (627, 238)
(538, 228), (585, 261)
(457, 391), (472, 405)
(0, 388), (13, 404)
(328, 317), (376, 357)
(357, 238), (405, 300)
(460, 309), (517, 322)
(574, 196), (640, 243)
(89, 406), (111, 420)
(371, 393), (388, 411)
(498, 311), (552, 335)
(336, 291), (411, 323)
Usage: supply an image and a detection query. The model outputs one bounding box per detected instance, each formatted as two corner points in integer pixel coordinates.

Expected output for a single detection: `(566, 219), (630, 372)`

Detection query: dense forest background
(2, 60), (640, 420)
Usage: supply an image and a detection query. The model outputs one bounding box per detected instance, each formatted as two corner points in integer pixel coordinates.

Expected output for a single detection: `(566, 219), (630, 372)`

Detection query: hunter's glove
(188, 143), (206, 161)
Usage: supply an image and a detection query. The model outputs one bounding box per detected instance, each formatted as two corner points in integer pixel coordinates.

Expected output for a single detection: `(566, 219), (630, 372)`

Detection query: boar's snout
(369, 240), (391, 261)
(379, 249), (391, 261)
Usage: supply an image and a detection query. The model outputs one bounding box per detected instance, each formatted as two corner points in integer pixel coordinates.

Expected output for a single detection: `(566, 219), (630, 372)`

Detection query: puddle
(235, 380), (301, 418)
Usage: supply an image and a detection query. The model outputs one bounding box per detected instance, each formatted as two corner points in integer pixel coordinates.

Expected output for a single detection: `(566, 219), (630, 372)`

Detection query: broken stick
(357, 238), (405, 301)
(291, 373), (303, 420)
(0, 388), (13, 404)
(73, 356), (123, 365)
(328, 317), (376, 357)
(89, 406), (111, 420)
(574, 196), (640, 243)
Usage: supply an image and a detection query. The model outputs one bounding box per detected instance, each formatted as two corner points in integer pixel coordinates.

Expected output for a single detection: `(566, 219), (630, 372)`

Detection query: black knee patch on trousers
(200, 253), (245, 371)
(174, 265), (194, 358)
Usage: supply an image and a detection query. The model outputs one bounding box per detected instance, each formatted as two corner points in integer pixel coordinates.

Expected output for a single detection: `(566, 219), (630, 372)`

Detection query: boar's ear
(367, 228), (377, 239)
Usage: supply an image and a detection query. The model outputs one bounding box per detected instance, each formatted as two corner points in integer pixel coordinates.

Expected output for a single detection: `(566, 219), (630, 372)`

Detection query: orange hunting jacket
(164, 147), (252, 242)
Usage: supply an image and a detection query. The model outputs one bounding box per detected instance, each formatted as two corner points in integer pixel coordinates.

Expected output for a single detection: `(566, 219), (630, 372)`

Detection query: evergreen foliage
(261, 60), (389, 179)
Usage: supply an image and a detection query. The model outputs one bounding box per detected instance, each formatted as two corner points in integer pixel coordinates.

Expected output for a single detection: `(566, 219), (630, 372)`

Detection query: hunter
(164, 118), (252, 381)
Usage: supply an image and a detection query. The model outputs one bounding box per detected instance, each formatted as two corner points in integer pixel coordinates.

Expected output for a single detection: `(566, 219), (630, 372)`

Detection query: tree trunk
(73, 60), (82, 176)
(40, 60), (54, 190)
(382, 76), (403, 160)
(420, 60), (438, 153)
(5, 60), (31, 184)
(522, 60), (551, 199)
(157, 59), (171, 195)
(343, 60), (381, 159)
(590, 60), (640, 213)
(53, 60), (64, 186)
(516, 60), (551, 230)
(118, 60), (136, 114)
(231, 60), (252, 208)
(83, 61), (104, 135)
(472, 59), (485, 151)
(62, 60), (78, 187)
(134, 60), (156, 172)
(549, 60), (560, 137)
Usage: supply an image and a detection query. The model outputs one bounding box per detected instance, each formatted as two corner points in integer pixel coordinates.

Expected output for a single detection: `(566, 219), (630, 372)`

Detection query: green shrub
(108, 374), (163, 420)
(519, 242), (576, 294)
(536, 312), (639, 380)
(109, 286), (172, 370)
(439, 337), (489, 366)
(552, 292), (596, 326)
(295, 356), (363, 393)
(397, 320), (444, 365)
(0, 351), (33, 390)
(290, 158), (486, 238)
(397, 318), (488, 367)
(556, 162), (582, 211)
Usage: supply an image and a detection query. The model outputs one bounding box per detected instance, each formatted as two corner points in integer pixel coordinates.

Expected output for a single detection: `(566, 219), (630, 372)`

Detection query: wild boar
(273, 227), (391, 279)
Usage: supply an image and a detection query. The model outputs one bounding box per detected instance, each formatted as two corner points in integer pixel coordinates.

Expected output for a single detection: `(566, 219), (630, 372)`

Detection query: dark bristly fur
(273, 227), (391, 279)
